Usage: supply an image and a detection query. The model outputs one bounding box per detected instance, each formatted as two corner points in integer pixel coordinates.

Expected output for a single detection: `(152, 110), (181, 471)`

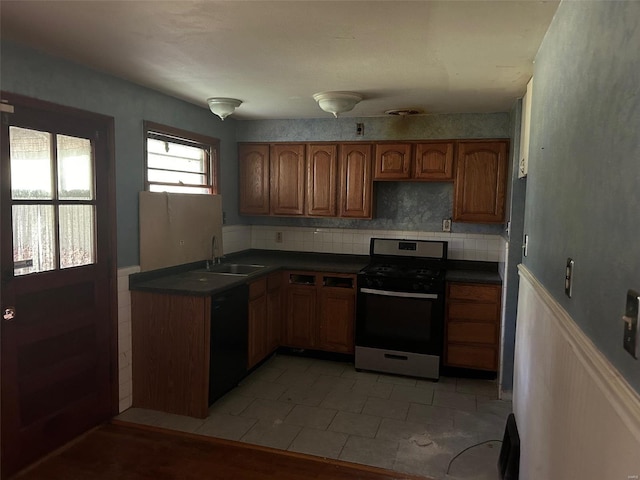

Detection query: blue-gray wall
(1, 41), (237, 268)
(236, 116), (510, 234)
(525, 1), (640, 392)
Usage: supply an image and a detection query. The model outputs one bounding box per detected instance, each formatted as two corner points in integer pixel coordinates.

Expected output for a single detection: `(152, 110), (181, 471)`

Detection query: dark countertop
(129, 250), (370, 297)
(445, 260), (503, 285)
(129, 250), (502, 296)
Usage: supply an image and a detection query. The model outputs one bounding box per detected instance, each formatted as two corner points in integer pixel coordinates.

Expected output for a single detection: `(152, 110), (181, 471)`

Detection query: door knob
(3, 307), (16, 321)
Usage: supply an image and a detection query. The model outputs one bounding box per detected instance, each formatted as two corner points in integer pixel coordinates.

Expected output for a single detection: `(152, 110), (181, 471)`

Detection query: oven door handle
(360, 288), (439, 300)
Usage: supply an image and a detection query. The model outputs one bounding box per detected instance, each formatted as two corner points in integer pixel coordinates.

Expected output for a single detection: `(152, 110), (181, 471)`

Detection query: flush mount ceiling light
(312, 91), (363, 118)
(207, 97), (242, 121)
(385, 108), (422, 116)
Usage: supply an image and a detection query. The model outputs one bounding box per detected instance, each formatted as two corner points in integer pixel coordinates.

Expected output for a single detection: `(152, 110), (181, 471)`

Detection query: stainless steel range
(355, 238), (447, 380)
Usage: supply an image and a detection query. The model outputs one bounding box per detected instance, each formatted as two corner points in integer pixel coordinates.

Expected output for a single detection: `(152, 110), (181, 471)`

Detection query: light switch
(565, 258), (574, 298)
(623, 289), (639, 359)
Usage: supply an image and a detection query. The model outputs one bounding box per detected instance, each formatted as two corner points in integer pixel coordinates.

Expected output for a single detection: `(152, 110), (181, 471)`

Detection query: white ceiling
(0, 1), (559, 120)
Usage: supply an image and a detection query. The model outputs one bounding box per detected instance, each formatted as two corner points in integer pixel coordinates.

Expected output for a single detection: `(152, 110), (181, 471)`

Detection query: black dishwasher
(209, 284), (249, 405)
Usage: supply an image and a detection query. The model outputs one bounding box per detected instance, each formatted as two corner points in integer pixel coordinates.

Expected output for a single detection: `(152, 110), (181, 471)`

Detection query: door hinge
(0, 102), (15, 114)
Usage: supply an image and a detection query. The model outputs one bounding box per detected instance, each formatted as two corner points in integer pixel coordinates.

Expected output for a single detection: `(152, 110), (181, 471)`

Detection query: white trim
(518, 264), (640, 442)
(117, 265), (141, 277)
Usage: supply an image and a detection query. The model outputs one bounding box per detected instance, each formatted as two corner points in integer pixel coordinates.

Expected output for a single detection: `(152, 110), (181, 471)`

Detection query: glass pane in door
(9, 127), (53, 200)
(12, 205), (56, 275)
(59, 205), (96, 268)
(57, 135), (94, 200)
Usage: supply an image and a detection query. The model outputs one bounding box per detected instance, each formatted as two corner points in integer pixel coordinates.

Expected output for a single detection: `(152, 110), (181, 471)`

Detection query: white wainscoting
(514, 265), (640, 479)
(117, 265), (140, 413)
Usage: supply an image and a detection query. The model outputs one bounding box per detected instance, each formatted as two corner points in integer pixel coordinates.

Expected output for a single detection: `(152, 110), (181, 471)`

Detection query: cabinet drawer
(447, 321), (497, 345)
(448, 283), (500, 302)
(322, 275), (355, 289)
(447, 302), (499, 322)
(447, 344), (497, 371)
(249, 277), (267, 299)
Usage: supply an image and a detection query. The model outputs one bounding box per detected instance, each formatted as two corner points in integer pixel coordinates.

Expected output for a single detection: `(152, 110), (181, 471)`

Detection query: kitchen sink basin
(195, 264), (266, 276)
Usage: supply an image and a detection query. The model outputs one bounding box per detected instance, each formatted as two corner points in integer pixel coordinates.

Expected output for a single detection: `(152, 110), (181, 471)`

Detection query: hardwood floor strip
(14, 421), (432, 480)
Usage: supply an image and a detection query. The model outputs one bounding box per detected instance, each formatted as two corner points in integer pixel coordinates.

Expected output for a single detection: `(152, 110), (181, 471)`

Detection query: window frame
(143, 121), (219, 195)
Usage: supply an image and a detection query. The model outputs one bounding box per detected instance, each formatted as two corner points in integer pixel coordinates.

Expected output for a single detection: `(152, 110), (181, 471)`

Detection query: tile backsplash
(223, 224), (505, 262)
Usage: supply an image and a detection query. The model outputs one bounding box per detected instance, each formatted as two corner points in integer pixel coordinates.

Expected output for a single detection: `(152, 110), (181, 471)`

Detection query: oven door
(356, 287), (444, 355)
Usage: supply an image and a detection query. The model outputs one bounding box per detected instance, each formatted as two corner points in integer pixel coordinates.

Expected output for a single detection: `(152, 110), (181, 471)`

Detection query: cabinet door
(374, 143), (411, 180)
(414, 142), (454, 181)
(285, 285), (317, 348)
(270, 144), (305, 216)
(238, 144), (270, 215)
(248, 278), (267, 369)
(453, 140), (508, 223)
(306, 144), (338, 216)
(338, 144), (373, 219)
(131, 292), (210, 418)
(266, 272), (283, 353)
(318, 277), (355, 354)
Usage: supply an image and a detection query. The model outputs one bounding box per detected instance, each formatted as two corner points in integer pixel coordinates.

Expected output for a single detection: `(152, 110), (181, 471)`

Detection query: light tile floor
(116, 354), (510, 480)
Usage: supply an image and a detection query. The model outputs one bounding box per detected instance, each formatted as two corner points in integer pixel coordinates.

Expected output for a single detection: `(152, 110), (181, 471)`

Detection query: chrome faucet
(206, 235), (221, 270)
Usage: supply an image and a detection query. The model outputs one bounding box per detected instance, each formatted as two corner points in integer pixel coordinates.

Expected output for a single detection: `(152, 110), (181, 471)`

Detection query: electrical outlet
(565, 258), (574, 298)
(275, 232), (283, 243)
(442, 219), (451, 232)
(623, 289), (639, 359)
(356, 123), (364, 136)
(522, 234), (529, 257)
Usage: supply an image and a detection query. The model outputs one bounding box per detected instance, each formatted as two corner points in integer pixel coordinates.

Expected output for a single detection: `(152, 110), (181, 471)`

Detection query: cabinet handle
(384, 353), (408, 361)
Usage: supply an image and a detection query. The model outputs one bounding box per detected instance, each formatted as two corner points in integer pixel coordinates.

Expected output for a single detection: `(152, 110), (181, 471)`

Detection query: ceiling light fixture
(207, 97), (242, 121)
(312, 91), (363, 118)
(385, 108), (421, 116)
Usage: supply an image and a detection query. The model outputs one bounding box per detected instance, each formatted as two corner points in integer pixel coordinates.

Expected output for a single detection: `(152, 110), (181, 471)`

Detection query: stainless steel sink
(195, 264), (266, 276)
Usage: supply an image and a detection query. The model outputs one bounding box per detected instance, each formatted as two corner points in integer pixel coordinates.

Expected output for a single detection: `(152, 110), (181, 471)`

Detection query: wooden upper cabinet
(374, 141), (454, 181)
(270, 144), (305, 216)
(239, 144), (270, 215)
(306, 144), (337, 217)
(453, 140), (508, 223)
(338, 144), (373, 219)
(374, 143), (412, 180)
(414, 142), (454, 180)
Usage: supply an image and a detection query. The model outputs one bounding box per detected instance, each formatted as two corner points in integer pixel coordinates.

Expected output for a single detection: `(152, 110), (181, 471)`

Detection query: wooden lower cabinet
(318, 283), (355, 353)
(248, 278), (268, 369)
(284, 271), (356, 353)
(248, 273), (282, 369)
(444, 282), (501, 371)
(131, 292), (211, 418)
(266, 272), (283, 352)
(285, 273), (317, 349)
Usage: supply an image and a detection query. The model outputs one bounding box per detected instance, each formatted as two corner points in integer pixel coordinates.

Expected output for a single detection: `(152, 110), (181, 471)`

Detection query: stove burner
(366, 264), (396, 275)
(410, 268), (438, 278)
(362, 263), (443, 280)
